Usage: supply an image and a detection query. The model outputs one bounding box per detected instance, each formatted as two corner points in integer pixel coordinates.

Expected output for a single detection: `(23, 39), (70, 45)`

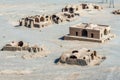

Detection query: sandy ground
(0, 0), (120, 80)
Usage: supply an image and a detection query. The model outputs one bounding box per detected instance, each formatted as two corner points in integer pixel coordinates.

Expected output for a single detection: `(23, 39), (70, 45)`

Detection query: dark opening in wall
(82, 29), (88, 37)
(18, 41), (23, 47)
(76, 8), (78, 11)
(91, 54), (94, 60)
(72, 50), (79, 54)
(46, 16), (49, 18)
(64, 8), (68, 11)
(82, 4), (87, 9)
(76, 32), (78, 36)
(104, 29), (108, 35)
(40, 17), (45, 22)
(70, 55), (77, 59)
(69, 7), (74, 13)
(35, 18), (39, 22)
(91, 33), (94, 38)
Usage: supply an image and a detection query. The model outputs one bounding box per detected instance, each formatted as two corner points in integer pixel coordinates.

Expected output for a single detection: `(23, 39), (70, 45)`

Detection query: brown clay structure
(19, 12), (77, 28)
(19, 14), (52, 28)
(62, 3), (103, 15)
(19, 3), (103, 29)
(51, 12), (76, 24)
(64, 23), (115, 43)
(112, 9), (120, 15)
(1, 41), (45, 53)
(58, 48), (106, 66)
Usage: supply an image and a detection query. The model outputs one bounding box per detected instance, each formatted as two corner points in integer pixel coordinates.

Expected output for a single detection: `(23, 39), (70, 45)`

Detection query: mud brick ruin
(1, 41), (45, 53)
(58, 48), (106, 66)
(19, 15), (52, 28)
(62, 3), (103, 15)
(19, 3), (103, 29)
(112, 9), (120, 15)
(51, 12), (76, 24)
(64, 23), (115, 43)
(19, 12), (77, 28)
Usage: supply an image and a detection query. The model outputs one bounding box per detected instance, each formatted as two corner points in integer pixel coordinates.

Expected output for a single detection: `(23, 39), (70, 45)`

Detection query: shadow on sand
(54, 58), (60, 64)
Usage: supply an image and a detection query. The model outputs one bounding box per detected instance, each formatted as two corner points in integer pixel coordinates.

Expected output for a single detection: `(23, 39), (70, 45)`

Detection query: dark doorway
(64, 8), (68, 11)
(40, 17), (45, 22)
(91, 33), (94, 38)
(18, 41), (24, 47)
(104, 29), (107, 35)
(82, 29), (88, 37)
(91, 54), (94, 60)
(76, 32), (78, 36)
(35, 18), (39, 22)
(70, 55), (77, 59)
(69, 7), (74, 13)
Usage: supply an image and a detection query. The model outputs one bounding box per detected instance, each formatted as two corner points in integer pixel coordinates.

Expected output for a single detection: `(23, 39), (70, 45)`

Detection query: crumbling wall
(112, 9), (120, 15)
(58, 48), (106, 66)
(1, 41), (45, 53)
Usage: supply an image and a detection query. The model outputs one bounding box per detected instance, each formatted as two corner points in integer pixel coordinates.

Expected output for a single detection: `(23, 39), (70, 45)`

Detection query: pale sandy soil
(0, 0), (120, 80)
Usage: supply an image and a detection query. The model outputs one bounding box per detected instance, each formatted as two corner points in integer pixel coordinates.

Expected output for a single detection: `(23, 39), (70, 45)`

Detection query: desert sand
(0, 0), (120, 80)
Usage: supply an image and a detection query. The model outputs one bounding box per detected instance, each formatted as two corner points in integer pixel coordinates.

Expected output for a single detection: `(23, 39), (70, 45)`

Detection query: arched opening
(104, 29), (108, 35)
(87, 50), (90, 52)
(91, 33), (94, 38)
(56, 17), (59, 20)
(82, 29), (88, 37)
(72, 50), (79, 54)
(25, 18), (28, 21)
(91, 54), (94, 60)
(35, 18), (39, 22)
(83, 57), (86, 59)
(76, 8), (78, 11)
(70, 55), (77, 59)
(52, 15), (56, 18)
(18, 41), (24, 47)
(46, 16), (49, 18)
(69, 7), (74, 13)
(40, 17), (45, 22)
(94, 51), (97, 56)
(82, 4), (87, 9)
(64, 8), (68, 11)
(71, 14), (74, 17)
(42, 25), (44, 27)
(67, 15), (71, 18)
(76, 32), (78, 36)
(19, 21), (22, 26)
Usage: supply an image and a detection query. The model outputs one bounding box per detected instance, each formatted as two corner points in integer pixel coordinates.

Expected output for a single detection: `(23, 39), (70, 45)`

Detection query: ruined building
(19, 14), (52, 28)
(19, 12), (77, 28)
(112, 9), (120, 15)
(58, 48), (106, 66)
(1, 41), (45, 53)
(64, 23), (115, 43)
(62, 3), (103, 15)
(51, 12), (76, 24)
(19, 3), (103, 29)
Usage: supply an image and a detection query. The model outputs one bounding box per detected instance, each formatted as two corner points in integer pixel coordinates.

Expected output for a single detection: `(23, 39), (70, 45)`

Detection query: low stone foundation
(64, 34), (115, 43)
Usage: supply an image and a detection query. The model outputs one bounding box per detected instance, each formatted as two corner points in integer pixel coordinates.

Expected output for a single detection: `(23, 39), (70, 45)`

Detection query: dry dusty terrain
(0, 0), (120, 80)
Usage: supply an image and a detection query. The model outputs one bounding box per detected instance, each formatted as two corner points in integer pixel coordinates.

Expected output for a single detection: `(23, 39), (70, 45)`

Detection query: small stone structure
(112, 9), (120, 15)
(58, 48), (106, 66)
(51, 12), (76, 24)
(19, 3), (103, 29)
(62, 3), (103, 15)
(64, 23), (115, 43)
(19, 12), (77, 28)
(19, 14), (52, 28)
(1, 41), (45, 53)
